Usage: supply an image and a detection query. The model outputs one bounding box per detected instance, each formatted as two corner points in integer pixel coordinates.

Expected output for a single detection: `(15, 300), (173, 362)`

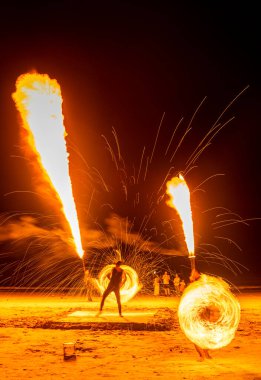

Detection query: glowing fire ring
(178, 274), (241, 349)
(97, 264), (140, 304)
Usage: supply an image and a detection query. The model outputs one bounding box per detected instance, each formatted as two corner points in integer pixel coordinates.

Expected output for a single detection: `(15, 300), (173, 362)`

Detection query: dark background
(0, 1), (260, 285)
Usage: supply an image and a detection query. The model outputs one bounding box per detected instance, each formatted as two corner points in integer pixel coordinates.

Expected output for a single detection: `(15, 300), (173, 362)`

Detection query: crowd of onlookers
(153, 271), (186, 296)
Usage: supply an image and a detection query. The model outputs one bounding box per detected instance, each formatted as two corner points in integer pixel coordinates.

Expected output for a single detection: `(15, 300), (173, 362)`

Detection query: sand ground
(0, 291), (260, 379)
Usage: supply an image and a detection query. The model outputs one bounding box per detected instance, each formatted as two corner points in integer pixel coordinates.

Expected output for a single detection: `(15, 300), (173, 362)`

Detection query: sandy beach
(0, 291), (260, 379)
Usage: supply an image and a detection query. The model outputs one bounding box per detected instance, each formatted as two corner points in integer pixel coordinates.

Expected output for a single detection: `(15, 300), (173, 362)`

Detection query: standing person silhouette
(173, 273), (181, 295)
(153, 274), (160, 296)
(97, 261), (126, 317)
(162, 271), (171, 296)
(179, 278), (186, 294)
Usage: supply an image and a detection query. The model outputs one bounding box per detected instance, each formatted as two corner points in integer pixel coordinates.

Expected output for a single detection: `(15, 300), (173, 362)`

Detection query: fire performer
(166, 175), (240, 358)
(189, 268), (212, 361)
(97, 261), (126, 317)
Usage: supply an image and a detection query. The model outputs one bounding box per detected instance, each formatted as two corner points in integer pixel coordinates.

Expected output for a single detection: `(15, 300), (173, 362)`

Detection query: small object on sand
(63, 342), (76, 361)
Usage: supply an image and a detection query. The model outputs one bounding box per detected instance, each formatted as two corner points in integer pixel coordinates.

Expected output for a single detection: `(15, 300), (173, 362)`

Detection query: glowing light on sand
(12, 73), (84, 258)
(166, 174), (194, 257)
(97, 264), (140, 304)
(178, 274), (241, 349)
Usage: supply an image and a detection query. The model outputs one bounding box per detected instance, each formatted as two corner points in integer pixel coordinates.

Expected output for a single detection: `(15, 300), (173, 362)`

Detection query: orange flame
(12, 73), (84, 258)
(166, 174), (195, 257)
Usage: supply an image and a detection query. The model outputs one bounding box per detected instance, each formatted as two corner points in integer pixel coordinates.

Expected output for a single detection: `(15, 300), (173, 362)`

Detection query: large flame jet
(12, 73), (84, 258)
(166, 174), (195, 259)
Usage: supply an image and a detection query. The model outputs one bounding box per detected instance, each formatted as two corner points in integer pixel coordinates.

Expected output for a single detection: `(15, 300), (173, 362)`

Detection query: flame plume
(166, 174), (195, 257)
(12, 73), (84, 258)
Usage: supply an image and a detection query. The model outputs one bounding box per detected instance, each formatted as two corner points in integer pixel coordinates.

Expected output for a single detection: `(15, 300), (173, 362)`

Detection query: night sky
(0, 2), (260, 285)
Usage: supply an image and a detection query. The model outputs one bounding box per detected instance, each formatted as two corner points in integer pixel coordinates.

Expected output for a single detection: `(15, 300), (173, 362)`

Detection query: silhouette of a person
(98, 261), (126, 317)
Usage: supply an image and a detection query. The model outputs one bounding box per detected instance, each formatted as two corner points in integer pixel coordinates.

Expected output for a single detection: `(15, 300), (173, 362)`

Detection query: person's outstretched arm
(120, 271), (126, 288)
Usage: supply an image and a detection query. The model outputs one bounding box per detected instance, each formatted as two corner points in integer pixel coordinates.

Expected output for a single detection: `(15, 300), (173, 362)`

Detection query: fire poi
(98, 264), (140, 304)
(12, 73), (84, 258)
(178, 274), (241, 349)
(166, 174), (241, 350)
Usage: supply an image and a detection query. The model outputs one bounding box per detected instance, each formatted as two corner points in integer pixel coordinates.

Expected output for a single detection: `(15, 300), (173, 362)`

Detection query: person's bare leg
(204, 349), (212, 359)
(114, 288), (122, 316)
(194, 344), (205, 361)
(97, 287), (111, 316)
